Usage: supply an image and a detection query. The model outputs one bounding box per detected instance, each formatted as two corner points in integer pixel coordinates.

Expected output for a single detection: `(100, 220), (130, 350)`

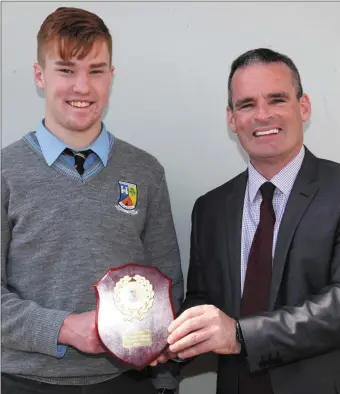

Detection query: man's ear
(299, 93), (311, 124)
(227, 106), (237, 134)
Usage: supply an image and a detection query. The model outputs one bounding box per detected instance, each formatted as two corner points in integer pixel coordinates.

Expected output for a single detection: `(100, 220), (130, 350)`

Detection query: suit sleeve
(182, 197), (211, 310)
(240, 218), (340, 372)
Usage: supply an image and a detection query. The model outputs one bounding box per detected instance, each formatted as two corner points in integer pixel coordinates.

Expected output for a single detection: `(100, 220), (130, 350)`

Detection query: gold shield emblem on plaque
(113, 275), (155, 321)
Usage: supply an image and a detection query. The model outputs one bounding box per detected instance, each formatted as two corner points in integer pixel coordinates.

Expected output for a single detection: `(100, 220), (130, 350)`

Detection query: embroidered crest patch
(116, 181), (138, 214)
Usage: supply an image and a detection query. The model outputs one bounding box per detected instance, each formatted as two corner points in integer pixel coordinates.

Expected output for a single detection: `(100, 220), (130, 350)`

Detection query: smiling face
(227, 62), (311, 170)
(34, 39), (114, 139)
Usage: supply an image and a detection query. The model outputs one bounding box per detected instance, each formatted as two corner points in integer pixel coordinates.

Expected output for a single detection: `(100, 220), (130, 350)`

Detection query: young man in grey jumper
(1, 7), (183, 394)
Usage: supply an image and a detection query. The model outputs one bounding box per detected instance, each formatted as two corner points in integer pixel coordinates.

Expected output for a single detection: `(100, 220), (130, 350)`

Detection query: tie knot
(63, 148), (92, 175)
(63, 148), (92, 159)
(260, 182), (275, 201)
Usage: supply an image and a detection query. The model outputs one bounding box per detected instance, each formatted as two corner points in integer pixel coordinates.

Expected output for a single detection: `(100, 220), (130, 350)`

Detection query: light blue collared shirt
(35, 119), (110, 169)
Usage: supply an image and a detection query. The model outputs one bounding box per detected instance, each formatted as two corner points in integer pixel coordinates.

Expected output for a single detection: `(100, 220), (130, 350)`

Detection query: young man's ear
(109, 66), (115, 86)
(33, 63), (45, 89)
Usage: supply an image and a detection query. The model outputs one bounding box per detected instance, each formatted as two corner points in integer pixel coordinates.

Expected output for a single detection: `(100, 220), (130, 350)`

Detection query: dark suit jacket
(183, 147), (340, 394)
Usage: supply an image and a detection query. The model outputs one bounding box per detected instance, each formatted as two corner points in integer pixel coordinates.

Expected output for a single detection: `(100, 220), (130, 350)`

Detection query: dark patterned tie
(239, 182), (276, 394)
(63, 148), (92, 175)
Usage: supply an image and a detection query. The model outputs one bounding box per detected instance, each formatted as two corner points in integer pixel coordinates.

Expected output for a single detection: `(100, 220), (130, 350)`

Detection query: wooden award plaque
(94, 263), (175, 369)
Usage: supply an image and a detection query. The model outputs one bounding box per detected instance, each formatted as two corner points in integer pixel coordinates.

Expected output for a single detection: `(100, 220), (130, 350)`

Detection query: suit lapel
(224, 171), (248, 316)
(269, 148), (320, 309)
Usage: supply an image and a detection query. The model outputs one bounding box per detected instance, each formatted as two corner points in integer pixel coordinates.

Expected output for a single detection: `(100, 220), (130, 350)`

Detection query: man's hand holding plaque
(94, 263), (175, 369)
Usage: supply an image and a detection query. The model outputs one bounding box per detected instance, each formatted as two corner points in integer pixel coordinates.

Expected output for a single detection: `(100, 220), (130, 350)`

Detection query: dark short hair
(228, 48), (303, 109)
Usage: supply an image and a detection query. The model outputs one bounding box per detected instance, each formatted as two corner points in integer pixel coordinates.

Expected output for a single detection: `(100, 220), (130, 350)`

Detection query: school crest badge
(117, 181), (138, 211)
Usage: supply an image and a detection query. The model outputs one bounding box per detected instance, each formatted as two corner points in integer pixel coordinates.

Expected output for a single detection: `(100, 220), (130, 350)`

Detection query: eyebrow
(89, 62), (108, 68)
(234, 97), (254, 109)
(54, 61), (108, 68)
(54, 60), (76, 67)
(234, 92), (290, 109)
(267, 92), (290, 100)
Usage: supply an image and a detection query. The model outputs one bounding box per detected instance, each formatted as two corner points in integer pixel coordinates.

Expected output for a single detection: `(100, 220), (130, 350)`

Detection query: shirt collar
(248, 146), (305, 203)
(35, 120), (110, 167)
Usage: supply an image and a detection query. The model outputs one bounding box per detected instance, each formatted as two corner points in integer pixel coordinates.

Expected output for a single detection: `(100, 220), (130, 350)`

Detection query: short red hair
(37, 7), (112, 66)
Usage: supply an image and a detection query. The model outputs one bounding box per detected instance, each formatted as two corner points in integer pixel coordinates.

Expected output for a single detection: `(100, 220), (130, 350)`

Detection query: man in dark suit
(166, 48), (340, 393)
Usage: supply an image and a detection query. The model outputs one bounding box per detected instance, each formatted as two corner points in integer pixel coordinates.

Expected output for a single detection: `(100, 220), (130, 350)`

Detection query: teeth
(69, 101), (91, 108)
(254, 128), (280, 136)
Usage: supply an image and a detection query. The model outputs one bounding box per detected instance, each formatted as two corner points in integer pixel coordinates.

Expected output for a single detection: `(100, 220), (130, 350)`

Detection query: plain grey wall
(2, 2), (340, 393)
